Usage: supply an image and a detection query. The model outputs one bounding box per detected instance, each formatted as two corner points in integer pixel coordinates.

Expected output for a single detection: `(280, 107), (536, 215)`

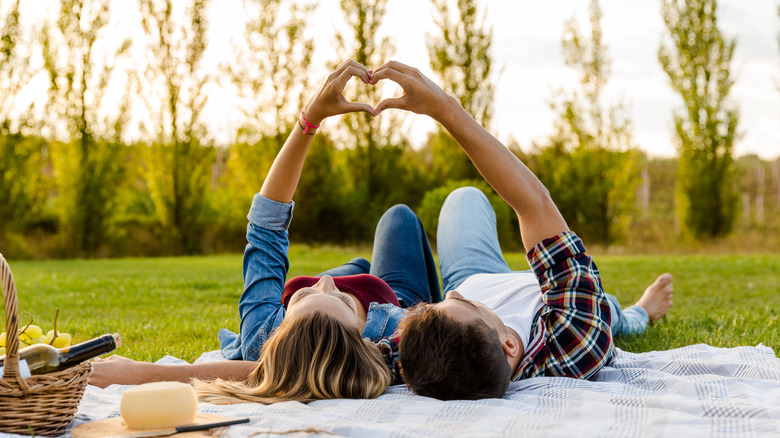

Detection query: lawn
(2, 247), (779, 363)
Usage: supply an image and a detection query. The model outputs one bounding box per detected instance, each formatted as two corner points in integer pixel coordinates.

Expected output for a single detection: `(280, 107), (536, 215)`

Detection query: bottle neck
(60, 334), (117, 367)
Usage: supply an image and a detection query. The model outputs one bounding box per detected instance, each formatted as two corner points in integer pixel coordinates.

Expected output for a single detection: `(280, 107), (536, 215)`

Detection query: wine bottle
(0, 333), (121, 375)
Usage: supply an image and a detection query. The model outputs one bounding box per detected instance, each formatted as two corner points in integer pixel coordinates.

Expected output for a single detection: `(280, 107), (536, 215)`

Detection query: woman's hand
(368, 60), (455, 122)
(90, 355), (155, 388)
(302, 60), (376, 125)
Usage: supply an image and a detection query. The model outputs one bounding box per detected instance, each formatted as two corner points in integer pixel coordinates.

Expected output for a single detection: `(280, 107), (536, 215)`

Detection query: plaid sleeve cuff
(526, 231), (587, 278)
(375, 331), (403, 385)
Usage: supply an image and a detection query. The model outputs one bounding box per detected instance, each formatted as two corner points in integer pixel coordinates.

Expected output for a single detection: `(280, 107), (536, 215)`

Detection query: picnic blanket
(5, 343), (780, 437)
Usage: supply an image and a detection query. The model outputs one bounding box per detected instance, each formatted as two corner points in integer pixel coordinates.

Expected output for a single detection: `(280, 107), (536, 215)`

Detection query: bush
(416, 180), (521, 251)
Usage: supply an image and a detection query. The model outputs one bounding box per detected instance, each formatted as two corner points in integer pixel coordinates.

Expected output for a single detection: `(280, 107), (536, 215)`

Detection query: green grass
(2, 248), (779, 362)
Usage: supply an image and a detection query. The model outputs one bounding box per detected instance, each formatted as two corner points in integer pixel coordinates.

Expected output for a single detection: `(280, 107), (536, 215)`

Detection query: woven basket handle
(1, 253), (21, 379)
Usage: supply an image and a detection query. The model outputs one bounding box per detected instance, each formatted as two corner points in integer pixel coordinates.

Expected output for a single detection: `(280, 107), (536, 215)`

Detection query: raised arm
(372, 62), (615, 380)
(90, 61), (376, 386)
(260, 60), (374, 203)
(370, 61), (567, 251)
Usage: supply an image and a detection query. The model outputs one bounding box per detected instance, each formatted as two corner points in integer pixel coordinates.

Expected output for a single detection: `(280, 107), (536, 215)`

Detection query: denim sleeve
(218, 194), (294, 361)
(362, 303), (406, 342)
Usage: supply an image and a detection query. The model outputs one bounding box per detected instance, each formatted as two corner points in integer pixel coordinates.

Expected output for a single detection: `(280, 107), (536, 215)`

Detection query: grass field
(2, 247), (779, 363)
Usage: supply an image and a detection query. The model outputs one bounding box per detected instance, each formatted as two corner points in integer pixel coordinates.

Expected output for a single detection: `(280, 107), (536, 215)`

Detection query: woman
(90, 60), (440, 403)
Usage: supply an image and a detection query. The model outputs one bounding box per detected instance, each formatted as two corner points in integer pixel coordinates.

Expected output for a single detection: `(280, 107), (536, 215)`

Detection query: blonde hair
(192, 312), (391, 404)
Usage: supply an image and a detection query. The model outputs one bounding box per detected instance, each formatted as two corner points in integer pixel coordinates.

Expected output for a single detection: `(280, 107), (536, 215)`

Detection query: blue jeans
(436, 187), (648, 337)
(319, 204), (442, 307)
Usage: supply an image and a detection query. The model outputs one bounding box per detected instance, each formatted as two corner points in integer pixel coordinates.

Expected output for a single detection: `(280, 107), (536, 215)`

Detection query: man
(398, 187), (673, 399)
(366, 61), (673, 400)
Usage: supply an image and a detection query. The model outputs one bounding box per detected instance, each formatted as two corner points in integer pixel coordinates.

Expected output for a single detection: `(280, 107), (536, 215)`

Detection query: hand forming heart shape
(303, 59), (450, 125)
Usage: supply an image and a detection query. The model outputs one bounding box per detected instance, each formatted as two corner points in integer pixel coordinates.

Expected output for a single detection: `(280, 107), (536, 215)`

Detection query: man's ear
(501, 330), (521, 360)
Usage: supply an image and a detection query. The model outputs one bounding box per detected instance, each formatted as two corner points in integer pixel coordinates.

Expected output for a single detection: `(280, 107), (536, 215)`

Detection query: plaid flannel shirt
(376, 332), (403, 385)
(377, 230), (614, 386)
(513, 230), (615, 380)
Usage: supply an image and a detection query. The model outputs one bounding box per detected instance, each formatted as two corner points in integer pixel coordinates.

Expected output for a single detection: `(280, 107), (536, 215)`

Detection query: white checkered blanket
(6, 343), (780, 437)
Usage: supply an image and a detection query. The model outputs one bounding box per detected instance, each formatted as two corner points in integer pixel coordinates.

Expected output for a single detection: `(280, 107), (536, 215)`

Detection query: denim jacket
(218, 194), (404, 361)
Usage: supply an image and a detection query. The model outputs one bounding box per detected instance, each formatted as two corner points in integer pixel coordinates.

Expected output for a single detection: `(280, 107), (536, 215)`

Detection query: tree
(139, 0), (214, 254)
(428, 0), (494, 127)
(0, 135), (48, 257)
(287, 135), (351, 241)
(425, 0), (494, 181)
(41, 0), (131, 255)
(227, 0), (314, 143)
(658, 0), (739, 238)
(0, 0), (48, 256)
(532, 0), (641, 245)
(332, 0), (402, 221)
(218, 0), (316, 231)
(0, 0), (34, 134)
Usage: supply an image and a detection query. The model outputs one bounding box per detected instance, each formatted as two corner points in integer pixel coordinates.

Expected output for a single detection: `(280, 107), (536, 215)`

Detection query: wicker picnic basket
(0, 254), (92, 437)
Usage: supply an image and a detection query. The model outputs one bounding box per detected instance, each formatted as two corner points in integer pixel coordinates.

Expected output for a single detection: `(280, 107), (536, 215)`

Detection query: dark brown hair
(398, 305), (511, 400)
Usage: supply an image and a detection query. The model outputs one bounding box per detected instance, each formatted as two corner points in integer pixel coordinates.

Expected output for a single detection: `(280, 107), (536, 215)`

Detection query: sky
(207, 0), (780, 159)
(19, 0), (780, 159)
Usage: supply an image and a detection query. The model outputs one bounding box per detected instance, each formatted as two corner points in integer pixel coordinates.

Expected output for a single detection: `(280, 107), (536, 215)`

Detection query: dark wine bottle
(0, 333), (121, 375)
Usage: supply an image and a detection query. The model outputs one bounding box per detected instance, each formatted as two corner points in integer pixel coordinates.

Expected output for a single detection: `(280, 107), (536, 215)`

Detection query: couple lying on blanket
(90, 60), (674, 402)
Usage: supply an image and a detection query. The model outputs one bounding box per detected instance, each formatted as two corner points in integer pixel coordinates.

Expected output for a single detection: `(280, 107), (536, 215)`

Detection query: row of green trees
(0, 0), (775, 258)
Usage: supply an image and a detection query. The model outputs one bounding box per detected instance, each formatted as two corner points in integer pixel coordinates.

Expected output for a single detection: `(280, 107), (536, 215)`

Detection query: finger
(334, 59), (369, 78)
(375, 97), (407, 114)
(336, 66), (370, 89)
(333, 59), (352, 76)
(373, 60), (414, 75)
(369, 67), (408, 86)
(340, 101), (376, 116)
(371, 61), (392, 74)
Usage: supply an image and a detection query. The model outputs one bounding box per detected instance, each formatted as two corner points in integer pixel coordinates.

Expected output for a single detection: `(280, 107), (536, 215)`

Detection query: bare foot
(635, 273), (674, 324)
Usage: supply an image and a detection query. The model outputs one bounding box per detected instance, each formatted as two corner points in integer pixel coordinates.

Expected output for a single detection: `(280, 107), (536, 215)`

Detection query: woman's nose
(314, 275), (336, 293)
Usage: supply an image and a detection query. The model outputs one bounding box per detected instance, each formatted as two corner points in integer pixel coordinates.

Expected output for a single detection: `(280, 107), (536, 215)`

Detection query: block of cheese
(120, 381), (198, 430)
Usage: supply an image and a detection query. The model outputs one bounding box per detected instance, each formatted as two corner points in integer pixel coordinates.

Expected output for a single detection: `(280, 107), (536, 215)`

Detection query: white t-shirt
(455, 272), (544, 351)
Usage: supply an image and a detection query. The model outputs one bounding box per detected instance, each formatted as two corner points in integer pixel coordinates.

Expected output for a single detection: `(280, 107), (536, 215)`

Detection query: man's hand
(369, 60), (454, 122)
